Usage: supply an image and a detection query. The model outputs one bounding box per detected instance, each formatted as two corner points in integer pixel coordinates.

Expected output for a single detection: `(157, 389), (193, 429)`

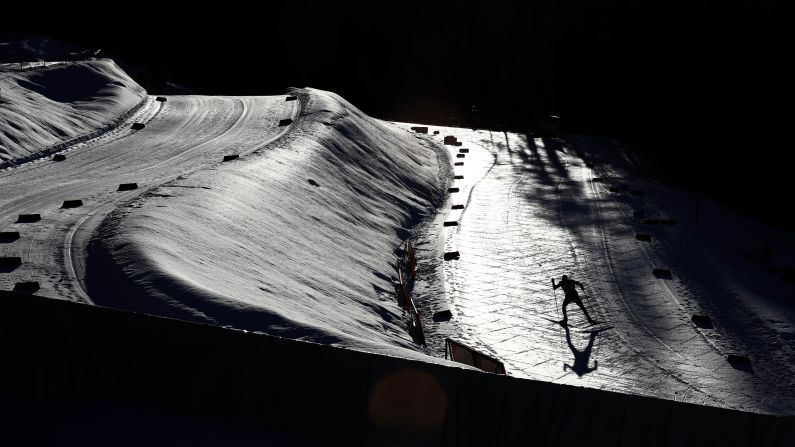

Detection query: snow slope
(0, 92), (298, 304)
(0, 59), (145, 163)
(401, 125), (795, 415)
(86, 88), (451, 358)
(7, 53), (789, 414)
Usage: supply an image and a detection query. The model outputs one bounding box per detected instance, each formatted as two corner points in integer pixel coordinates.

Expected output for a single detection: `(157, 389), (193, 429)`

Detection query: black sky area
(6, 1), (791, 228)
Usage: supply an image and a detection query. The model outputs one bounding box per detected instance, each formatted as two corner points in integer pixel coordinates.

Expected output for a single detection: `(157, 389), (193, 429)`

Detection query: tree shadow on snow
(495, 135), (627, 257)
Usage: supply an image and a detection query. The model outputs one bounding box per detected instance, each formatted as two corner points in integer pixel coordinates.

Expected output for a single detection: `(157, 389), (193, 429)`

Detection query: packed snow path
(83, 89), (451, 362)
(1, 84), (456, 366)
(0, 95), (298, 302)
(417, 127), (794, 415)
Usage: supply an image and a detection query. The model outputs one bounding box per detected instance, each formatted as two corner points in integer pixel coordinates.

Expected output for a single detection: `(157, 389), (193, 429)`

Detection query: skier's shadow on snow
(561, 323), (602, 377)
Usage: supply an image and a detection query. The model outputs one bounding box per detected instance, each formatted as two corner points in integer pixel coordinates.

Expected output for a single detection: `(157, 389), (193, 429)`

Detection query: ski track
(3, 87), (792, 415)
(0, 95), (299, 303)
(561, 161), (727, 406)
(412, 126), (794, 415)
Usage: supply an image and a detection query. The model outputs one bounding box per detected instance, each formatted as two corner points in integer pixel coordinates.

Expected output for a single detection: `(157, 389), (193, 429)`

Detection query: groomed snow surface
(402, 126), (795, 415)
(0, 59), (146, 163)
(0, 58), (452, 365)
(2, 58), (793, 415)
(87, 88), (451, 360)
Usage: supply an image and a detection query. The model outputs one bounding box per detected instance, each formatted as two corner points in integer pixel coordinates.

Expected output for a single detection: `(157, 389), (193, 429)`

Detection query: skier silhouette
(552, 275), (596, 325)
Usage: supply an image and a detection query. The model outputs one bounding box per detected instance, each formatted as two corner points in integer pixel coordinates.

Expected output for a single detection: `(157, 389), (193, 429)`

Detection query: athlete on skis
(552, 275), (596, 325)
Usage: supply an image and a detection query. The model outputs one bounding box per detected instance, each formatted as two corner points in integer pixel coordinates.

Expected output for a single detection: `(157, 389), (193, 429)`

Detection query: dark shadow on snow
(562, 323), (603, 377)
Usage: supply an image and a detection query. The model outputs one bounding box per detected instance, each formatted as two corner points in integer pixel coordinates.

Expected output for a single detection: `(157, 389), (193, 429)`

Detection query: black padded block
(285, 96), (298, 101)
(454, 162), (464, 166)
(433, 309), (453, 322)
(223, 155), (239, 162)
(131, 123), (145, 130)
(451, 205), (464, 210)
(443, 221), (458, 227)
(653, 268), (672, 279)
(453, 142), (462, 146)
(443, 136), (457, 145)
(17, 214), (41, 223)
(61, 200), (83, 208)
(433, 130), (440, 135)
(635, 233), (652, 242)
(727, 354), (752, 371)
(459, 148), (469, 153)
(52, 154), (66, 162)
(117, 183), (138, 191)
(410, 126), (428, 134)
(443, 251), (460, 261)
(13, 281), (39, 294)
(592, 178), (603, 182)
(0, 257), (22, 267)
(0, 231), (21, 242)
(691, 314), (713, 329)
(727, 354), (750, 364)
(448, 188), (459, 193)
(156, 96), (167, 102)
(456, 154), (465, 158)
(278, 119), (293, 127)
(454, 175), (464, 179)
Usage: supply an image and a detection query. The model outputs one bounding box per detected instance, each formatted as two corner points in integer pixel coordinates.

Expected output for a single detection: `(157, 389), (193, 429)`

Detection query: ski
(577, 324), (613, 334)
(543, 317), (612, 333)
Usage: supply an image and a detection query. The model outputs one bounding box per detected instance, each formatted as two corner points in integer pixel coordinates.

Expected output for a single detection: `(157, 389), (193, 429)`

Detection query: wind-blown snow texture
(0, 59), (145, 162)
(88, 88), (450, 358)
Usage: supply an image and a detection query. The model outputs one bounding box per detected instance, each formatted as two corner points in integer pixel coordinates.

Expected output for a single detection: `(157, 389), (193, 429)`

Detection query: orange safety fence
(396, 238), (417, 281)
(398, 268), (411, 310)
(396, 264), (426, 346)
(408, 297), (427, 347)
(406, 239), (417, 279)
(394, 238), (425, 346)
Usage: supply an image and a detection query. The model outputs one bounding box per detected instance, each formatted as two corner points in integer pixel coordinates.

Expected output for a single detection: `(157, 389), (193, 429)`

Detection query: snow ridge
(87, 88), (450, 359)
(0, 59), (146, 164)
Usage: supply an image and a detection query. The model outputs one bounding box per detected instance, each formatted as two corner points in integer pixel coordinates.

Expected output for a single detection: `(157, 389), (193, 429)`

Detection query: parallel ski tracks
(2, 95), (300, 304)
(502, 147), (727, 407)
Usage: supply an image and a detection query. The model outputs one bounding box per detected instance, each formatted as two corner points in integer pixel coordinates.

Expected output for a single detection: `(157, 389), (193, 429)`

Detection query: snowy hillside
(402, 125), (795, 415)
(0, 59), (145, 163)
(86, 88), (451, 358)
(3, 53), (792, 415)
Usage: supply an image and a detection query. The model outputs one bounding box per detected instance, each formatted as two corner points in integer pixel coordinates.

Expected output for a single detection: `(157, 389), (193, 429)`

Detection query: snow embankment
(87, 88), (451, 359)
(0, 59), (146, 164)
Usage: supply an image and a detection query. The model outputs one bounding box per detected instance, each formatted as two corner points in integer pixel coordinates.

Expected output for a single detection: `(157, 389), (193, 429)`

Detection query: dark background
(5, 1), (791, 228)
